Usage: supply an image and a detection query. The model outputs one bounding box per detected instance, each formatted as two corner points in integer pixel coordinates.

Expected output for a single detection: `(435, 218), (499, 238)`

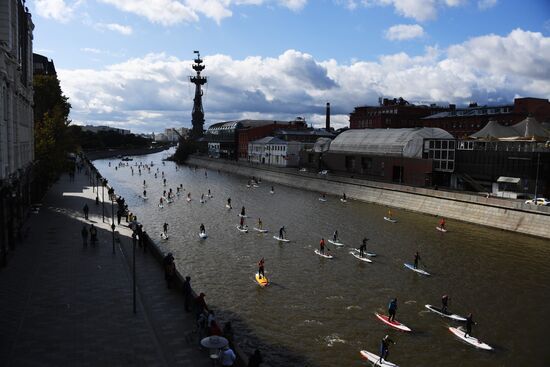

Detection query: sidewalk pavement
(0, 169), (212, 367)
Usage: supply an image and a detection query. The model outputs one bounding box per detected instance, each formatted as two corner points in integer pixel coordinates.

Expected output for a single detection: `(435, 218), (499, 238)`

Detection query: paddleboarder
(319, 238), (326, 255)
(332, 230), (339, 243)
(378, 335), (395, 364)
(241, 206), (246, 217)
(342, 193), (347, 201)
(279, 226), (286, 240)
(441, 295), (449, 314)
(258, 258), (265, 279)
(439, 217), (446, 230)
(143, 189), (147, 198)
(239, 217), (245, 229)
(257, 218), (263, 230)
(414, 251), (421, 269)
(163, 222), (168, 236)
(465, 313), (476, 337)
(388, 298), (398, 322)
(359, 238), (369, 258)
(227, 197), (232, 208)
(388, 209), (392, 220)
(200, 223), (206, 234)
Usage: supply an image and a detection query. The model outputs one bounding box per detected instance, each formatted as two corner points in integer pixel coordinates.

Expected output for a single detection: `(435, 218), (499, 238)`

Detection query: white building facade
(248, 137), (302, 167)
(0, 0), (34, 181)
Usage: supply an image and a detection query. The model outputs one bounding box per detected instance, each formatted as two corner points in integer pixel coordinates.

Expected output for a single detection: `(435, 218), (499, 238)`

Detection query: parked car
(299, 168), (308, 172)
(525, 198), (550, 206)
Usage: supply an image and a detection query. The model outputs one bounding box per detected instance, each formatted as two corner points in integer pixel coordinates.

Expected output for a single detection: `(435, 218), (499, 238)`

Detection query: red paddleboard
(374, 312), (412, 332)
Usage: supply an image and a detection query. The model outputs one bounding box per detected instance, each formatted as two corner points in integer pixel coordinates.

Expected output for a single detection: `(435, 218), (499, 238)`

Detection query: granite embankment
(187, 156), (550, 239)
(85, 146), (171, 160)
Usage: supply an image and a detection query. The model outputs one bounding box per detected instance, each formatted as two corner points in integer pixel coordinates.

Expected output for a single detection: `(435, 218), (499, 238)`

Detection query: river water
(94, 150), (550, 367)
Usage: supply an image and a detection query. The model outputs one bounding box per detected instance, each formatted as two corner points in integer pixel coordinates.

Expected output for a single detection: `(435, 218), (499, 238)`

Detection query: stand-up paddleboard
(449, 326), (493, 350)
(269, 191), (275, 194)
(142, 196), (148, 200)
(318, 197), (327, 202)
(273, 236), (290, 242)
(352, 248), (377, 257)
(158, 204), (164, 208)
(236, 225), (249, 233)
(166, 198), (174, 204)
(404, 263), (430, 276)
(208, 195), (214, 198)
(314, 249), (333, 259)
(238, 214), (248, 218)
(359, 350), (399, 367)
(384, 216), (397, 223)
(226, 204), (232, 209)
(246, 184), (251, 188)
(252, 184), (259, 188)
(425, 305), (467, 321)
(340, 198), (347, 203)
(375, 313), (412, 332)
(200, 199), (205, 204)
(255, 273), (269, 287)
(328, 239), (345, 247)
(186, 197), (191, 202)
(350, 251), (373, 263)
(254, 227), (268, 233)
(160, 232), (169, 240)
(199, 232), (208, 239)
(436, 226), (447, 232)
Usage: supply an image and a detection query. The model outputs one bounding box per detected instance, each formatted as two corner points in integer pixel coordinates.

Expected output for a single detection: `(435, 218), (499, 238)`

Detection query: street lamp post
(133, 233), (136, 314)
(534, 152), (541, 200)
(102, 179), (107, 222)
(108, 187), (115, 255)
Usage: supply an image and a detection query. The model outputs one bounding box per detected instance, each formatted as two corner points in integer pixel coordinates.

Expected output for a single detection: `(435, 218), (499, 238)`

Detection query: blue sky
(30, 0), (550, 133)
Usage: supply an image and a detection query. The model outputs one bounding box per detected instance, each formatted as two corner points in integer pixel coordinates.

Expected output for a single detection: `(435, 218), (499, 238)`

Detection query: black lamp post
(95, 172), (100, 202)
(108, 187), (115, 255)
(102, 179), (107, 222)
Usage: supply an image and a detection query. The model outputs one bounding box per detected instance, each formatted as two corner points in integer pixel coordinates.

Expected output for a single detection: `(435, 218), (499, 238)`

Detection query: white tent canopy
(329, 128), (453, 158)
(470, 120), (517, 139)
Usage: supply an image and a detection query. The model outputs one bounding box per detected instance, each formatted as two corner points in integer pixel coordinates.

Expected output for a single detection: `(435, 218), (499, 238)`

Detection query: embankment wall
(187, 156), (550, 240)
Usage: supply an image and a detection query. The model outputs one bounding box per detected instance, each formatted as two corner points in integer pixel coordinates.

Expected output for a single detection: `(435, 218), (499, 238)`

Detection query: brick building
(421, 98), (550, 138)
(349, 97), (448, 129)
(237, 120), (306, 159)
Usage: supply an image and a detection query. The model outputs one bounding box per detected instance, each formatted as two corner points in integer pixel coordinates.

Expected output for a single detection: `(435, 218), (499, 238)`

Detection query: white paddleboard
(236, 225), (249, 233)
(328, 239), (345, 247)
(200, 199), (205, 203)
(273, 236), (290, 242)
(340, 198), (347, 203)
(254, 227), (268, 233)
(252, 184), (259, 188)
(449, 326), (493, 350)
(384, 217), (397, 223)
(158, 204), (164, 208)
(199, 232), (208, 239)
(142, 196), (148, 200)
(350, 251), (372, 263)
(314, 249), (333, 259)
(226, 204), (232, 209)
(186, 198), (191, 202)
(318, 198), (327, 202)
(352, 248), (377, 257)
(436, 226), (447, 232)
(246, 184), (251, 188)
(269, 191), (274, 194)
(425, 304), (467, 322)
(238, 214), (248, 218)
(160, 233), (169, 240)
(359, 350), (398, 367)
(166, 199), (174, 204)
(404, 263), (430, 276)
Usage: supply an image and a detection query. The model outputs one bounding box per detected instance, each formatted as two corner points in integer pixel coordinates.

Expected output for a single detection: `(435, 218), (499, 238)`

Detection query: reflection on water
(95, 150), (550, 367)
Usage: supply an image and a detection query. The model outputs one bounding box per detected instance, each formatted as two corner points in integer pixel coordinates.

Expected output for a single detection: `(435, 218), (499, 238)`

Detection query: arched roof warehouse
(329, 128), (453, 158)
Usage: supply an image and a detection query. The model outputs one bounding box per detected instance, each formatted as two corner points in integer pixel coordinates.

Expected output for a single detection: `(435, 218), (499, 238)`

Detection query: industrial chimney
(325, 102), (331, 131)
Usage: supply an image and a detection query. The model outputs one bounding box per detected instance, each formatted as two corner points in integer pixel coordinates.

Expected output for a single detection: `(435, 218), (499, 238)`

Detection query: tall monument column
(190, 51), (207, 139)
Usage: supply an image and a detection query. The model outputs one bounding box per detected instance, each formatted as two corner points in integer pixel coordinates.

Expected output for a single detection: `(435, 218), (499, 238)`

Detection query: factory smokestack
(325, 102), (331, 131)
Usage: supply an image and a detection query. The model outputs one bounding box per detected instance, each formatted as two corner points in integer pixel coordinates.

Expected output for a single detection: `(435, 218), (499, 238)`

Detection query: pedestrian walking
(163, 253), (176, 289)
(81, 225), (88, 247)
(89, 224), (98, 246)
(221, 346), (236, 366)
(83, 203), (89, 220)
(182, 276), (192, 312)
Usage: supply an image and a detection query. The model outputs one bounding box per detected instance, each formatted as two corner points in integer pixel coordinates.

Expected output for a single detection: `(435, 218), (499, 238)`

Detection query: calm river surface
(95, 149), (550, 367)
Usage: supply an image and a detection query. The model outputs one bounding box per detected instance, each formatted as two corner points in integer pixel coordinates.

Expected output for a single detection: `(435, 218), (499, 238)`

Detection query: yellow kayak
(255, 273), (269, 287)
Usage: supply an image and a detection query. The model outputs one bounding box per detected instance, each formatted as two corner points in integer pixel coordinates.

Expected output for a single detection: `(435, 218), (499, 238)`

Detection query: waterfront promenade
(0, 170), (212, 366)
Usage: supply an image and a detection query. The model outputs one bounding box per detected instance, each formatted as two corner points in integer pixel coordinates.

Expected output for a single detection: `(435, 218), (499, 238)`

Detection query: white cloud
(81, 47), (102, 54)
(478, 0), (497, 10)
(34, 0), (77, 22)
(385, 24), (425, 40)
(96, 23), (133, 35)
(353, 0), (469, 22)
(58, 29), (550, 133)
